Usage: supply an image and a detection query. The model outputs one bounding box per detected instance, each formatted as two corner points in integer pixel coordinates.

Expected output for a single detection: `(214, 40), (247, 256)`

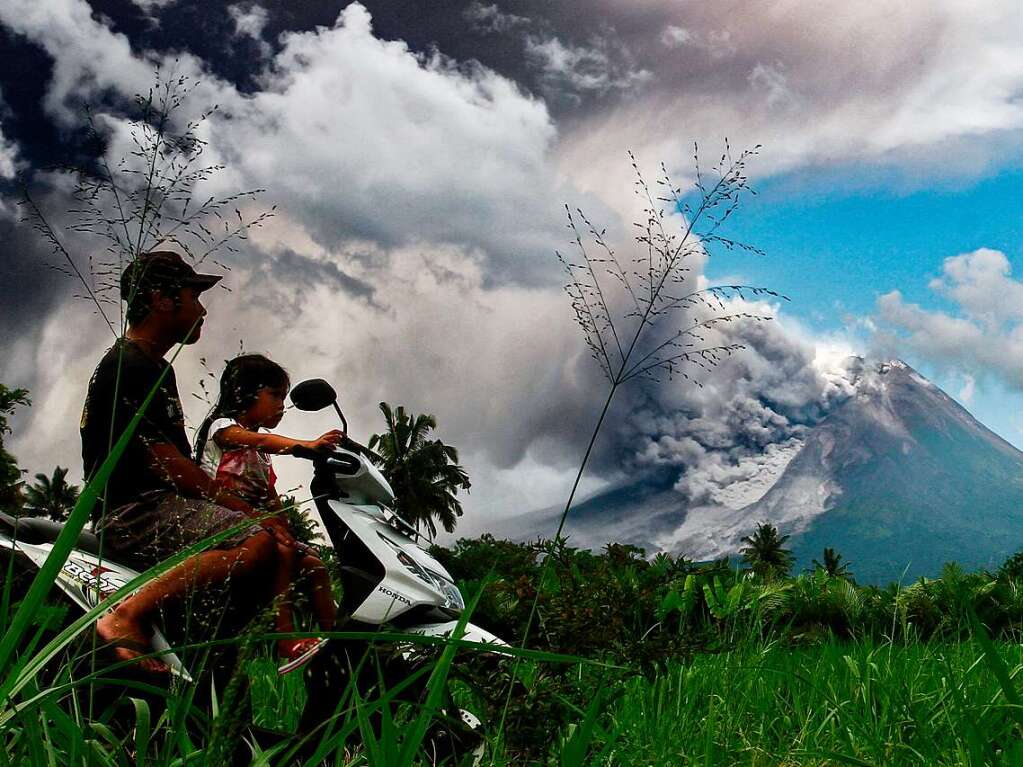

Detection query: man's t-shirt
(80, 338), (192, 517)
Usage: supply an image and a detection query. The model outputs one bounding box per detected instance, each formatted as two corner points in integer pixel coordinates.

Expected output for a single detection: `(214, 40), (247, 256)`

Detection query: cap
(120, 250), (222, 301)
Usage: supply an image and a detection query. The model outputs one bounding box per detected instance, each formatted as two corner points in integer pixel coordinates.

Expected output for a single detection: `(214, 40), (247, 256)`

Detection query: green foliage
(9, 519), (1023, 764)
(22, 467), (80, 522)
(811, 546), (854, 580)
(0, 384), (30, 512)
(367, 401), (470, 538)
(434, 535), (1023, 667)
(0, 384), (29, 437)
(605, 640), (1023, 766)
(998, 548), (1023, 581)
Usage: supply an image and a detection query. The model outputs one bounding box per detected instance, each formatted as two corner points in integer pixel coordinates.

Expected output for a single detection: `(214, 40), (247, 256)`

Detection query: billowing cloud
(0, 88), (24, 203)
(6, 0), (573, 282)
(620, 313), (860, 507)
(0, 0), (172, 123)
(927, 248), (1023, 330)
(543, 0), (1023, 210)
(0, 0), (609, 528)
(0, 112), (18, 179)
(228, 3), (271, 58)
(204, 4), (569, 281)
(875, 248), (1023, 388)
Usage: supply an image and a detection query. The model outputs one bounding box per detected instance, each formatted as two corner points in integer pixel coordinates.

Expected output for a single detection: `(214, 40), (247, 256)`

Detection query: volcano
(493, 360), (1023, 584)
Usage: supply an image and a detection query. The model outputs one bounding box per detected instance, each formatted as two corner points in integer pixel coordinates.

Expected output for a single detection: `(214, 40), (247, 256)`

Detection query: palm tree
(278, 494), (322, 546)
(812, 547), (853, 580)
(740, 522), (794, 580)
(367, 402), (471, 539)
(23, 466), (80, 522)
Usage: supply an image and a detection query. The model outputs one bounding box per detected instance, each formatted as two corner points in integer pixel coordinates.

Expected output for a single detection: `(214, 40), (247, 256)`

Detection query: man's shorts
(94, 491), (265, 571)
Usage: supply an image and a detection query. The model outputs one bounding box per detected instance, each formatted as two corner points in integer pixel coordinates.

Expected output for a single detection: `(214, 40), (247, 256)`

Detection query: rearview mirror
(290, 379), (337, 412)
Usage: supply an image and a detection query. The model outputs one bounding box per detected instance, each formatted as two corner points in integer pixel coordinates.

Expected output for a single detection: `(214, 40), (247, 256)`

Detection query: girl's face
(244, 385), (288, 429)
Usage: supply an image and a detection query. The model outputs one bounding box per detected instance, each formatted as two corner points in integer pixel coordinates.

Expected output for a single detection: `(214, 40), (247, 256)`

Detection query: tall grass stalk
(499, 147), (779, 740)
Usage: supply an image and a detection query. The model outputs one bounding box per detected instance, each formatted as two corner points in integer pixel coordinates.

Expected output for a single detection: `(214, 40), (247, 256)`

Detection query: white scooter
(286, 378), (503, 653)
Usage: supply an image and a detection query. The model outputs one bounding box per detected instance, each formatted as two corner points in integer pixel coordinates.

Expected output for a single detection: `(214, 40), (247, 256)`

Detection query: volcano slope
(770, 360), (1023, 583)
(495, 361), (1023, 584)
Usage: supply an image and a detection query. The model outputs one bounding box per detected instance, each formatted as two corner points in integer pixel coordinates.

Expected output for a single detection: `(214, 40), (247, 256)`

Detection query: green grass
(239, 635), (1023, 765)
(600, 639), (1023, 766)
(10, 609), (1023, 765)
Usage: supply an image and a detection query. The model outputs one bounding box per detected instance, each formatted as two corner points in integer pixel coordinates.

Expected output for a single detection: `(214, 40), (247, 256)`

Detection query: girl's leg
(97, 530), (278, 673)
(297, 553), (337, 632)
(272, 542), (317, 659)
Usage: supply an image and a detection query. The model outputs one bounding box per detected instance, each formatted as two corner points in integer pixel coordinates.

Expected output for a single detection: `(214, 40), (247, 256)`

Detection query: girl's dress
(200, 417), (278, 508)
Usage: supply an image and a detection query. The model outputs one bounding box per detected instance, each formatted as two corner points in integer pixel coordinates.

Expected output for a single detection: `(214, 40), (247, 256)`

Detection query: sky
(2, 0), (1023, 538)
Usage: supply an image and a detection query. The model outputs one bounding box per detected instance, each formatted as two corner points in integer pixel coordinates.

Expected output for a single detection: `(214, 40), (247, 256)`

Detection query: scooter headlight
(429, 571), (465, 611)
(377, 534), (464, 609)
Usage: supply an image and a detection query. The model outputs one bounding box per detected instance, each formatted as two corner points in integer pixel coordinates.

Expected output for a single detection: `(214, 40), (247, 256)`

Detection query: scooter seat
(11, 517), (102, 557)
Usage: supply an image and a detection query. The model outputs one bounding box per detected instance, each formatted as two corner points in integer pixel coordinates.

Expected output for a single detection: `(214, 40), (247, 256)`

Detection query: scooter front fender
(403, 621), (509, 653)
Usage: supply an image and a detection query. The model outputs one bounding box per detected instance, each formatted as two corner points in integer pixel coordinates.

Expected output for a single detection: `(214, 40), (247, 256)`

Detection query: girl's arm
(213, 424), (344, 455)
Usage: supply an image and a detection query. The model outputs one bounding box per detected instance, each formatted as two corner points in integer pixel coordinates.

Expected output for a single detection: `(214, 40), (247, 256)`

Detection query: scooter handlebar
(291, 438), (381, 463)
(290, 445), (324, 460)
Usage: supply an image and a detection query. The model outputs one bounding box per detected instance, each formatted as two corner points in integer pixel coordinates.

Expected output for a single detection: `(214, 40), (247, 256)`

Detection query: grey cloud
(0, 201), (82, 345)
(0, 0), (611, 280)
(536, 0), (1023, 213)
(0, 0), (595, 506)
(0, 89), (21, 180)
(463, 2), (529, 34)
(268, 249), (376, 303)
(0, 0), (164, 125)
(202, 3), (586, 285)
(524, 32), (652, 105)
(0, 127), (17, 180)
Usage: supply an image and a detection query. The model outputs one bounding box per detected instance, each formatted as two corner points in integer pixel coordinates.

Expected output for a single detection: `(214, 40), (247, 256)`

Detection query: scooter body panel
(323, 500), (464, 624)
(0, 532), (191, 679)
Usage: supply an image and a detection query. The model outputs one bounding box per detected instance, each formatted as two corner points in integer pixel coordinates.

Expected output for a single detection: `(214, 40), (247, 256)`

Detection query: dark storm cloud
(0, 220), (59, 335)
(0, 211), (70, 344)
(269, 249), (376, 303)
(5, 0), (1022, 188)
(0, 0), (644, 167)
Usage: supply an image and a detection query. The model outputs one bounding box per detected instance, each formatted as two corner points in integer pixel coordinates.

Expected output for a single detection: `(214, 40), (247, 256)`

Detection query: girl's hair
(194, 354), (290, 461)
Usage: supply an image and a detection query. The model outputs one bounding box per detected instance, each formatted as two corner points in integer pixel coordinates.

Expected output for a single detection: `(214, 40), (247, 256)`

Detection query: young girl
(195, 354), (343, 666)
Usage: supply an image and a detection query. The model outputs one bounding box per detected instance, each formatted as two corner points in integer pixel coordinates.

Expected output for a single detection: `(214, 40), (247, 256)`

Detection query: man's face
(170, 286), (207, 345)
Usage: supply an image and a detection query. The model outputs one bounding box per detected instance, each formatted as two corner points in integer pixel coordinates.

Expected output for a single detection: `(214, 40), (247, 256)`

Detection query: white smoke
(619, 318), (861, 510)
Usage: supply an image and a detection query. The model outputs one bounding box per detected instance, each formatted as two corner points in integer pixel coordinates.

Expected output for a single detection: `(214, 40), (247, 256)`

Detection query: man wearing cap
(81, 250), (284, 673)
